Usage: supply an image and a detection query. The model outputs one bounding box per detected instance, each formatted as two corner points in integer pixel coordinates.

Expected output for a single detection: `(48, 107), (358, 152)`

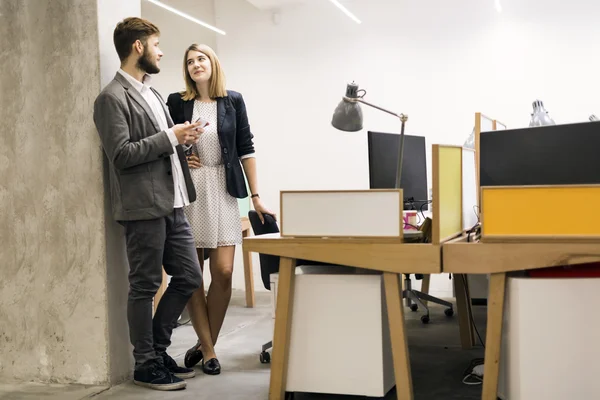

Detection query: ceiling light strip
(328, 0), (362, 24)
(145, 0), (226, 35)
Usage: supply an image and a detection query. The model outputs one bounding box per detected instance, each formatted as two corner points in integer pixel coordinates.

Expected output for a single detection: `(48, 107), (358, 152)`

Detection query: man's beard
(137, 48), (160, 74)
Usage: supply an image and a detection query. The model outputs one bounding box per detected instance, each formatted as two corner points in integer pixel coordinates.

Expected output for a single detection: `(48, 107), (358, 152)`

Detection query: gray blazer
(93, 73), (196, 221)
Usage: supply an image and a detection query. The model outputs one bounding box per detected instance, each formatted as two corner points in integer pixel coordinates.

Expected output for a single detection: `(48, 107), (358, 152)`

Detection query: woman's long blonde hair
(181, 43), (227, 101)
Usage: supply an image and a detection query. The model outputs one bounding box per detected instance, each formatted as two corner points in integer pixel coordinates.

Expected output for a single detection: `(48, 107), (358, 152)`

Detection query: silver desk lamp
(331, 82), (408, 189)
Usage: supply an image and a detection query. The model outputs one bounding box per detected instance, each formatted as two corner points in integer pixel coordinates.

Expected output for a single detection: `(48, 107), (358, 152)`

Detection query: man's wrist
(166, 128), (179, 146)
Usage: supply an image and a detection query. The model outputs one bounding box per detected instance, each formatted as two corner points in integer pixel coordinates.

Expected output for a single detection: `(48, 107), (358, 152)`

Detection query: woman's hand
(186, 154), (202, 169)
(252, 197), (276, 224)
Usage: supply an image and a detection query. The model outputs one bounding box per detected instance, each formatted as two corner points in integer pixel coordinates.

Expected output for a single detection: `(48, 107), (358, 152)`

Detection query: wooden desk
(443, 239), (600, 400)
(243, 233), (441, 400)
(154, 216), (256, 312)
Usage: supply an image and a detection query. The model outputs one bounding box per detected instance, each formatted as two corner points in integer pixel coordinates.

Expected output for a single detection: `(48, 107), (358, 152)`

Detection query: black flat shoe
(184, 342), (203, 368)
(202, 358), (221, 375)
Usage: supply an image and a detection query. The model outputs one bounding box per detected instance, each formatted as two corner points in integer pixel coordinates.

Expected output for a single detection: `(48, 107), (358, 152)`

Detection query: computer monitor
(367, 131), (428, 211)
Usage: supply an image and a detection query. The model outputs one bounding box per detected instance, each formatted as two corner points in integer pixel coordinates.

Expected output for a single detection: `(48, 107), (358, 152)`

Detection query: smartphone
(194, 117), (210, 128)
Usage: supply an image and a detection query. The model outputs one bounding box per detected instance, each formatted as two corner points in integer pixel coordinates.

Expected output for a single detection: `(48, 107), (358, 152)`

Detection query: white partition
(270, 267), (395, 397)
(481, 114), (494, 132)
(462, 148), (478, 230)
(499, 277), (600, 400)
(280, 190), (403, 238)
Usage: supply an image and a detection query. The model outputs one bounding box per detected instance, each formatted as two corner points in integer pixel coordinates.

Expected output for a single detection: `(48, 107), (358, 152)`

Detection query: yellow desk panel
(435, 146), (463, 243)
(482, 186), (600, 238)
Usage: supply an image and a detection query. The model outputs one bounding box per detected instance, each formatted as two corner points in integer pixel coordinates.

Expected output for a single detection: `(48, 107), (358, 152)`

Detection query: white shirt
(118, 69), (190, 209)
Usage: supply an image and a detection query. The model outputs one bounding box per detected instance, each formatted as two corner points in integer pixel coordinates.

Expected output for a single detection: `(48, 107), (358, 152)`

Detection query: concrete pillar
(0, 0), (140, 386)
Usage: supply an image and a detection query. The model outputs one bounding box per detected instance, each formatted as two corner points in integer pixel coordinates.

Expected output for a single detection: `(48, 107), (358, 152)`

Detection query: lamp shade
(331, 100), (363, 132)
(331, 82), (363, 132)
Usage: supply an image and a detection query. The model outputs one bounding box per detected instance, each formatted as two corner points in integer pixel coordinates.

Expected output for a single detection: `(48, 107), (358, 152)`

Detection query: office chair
(248, 210), (281, 364)
(403, 273), (454, 324)
(402, 217), (454, 323)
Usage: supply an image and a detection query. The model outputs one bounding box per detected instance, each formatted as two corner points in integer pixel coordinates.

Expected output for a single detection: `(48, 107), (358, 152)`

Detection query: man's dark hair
(113, 17), (160, 62)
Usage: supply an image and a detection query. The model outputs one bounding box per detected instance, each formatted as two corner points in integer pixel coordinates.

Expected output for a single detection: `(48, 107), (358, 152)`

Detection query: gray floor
(0, 290), (486, 400)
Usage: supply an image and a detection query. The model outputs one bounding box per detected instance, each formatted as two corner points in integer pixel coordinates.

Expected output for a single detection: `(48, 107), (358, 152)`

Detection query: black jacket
(166, 90), (255, 199)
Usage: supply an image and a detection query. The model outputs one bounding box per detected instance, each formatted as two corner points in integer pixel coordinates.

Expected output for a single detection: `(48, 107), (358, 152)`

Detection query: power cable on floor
(460, 274), (486, 385)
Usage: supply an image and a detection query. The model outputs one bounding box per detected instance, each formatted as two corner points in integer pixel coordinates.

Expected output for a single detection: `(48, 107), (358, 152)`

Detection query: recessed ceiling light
(145, 0), (226, 35)
(495, 0), (502, 13)
(328, 0), (361, 24)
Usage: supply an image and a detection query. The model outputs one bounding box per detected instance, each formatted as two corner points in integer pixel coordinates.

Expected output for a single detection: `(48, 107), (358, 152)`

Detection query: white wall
(215, 0), (600, 296)
(97, 0), (142, 90)
(141, 0), (217, 99)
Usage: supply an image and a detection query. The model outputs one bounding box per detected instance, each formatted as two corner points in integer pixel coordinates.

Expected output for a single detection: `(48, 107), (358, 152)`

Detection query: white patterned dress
(183, 101), (242, 249)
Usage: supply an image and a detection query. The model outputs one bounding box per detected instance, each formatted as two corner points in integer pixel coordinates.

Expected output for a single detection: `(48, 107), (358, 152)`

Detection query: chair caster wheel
(421, 315), (430, 324)
(410, 304), (418, 312)
(260, 351), (271, 364)
(445, 308), (454, 317)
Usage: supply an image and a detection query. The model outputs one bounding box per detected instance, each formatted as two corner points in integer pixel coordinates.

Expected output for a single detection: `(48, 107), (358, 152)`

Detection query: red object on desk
(528, 262), (600, 278)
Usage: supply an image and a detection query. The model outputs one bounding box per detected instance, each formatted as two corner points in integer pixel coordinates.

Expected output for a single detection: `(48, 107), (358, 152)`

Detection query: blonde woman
(166, 44), (274, 375)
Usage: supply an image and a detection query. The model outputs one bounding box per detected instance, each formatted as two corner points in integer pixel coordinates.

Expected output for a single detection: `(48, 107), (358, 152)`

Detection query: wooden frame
(279, 189), (404, 240)
(243, 233), (442, 400)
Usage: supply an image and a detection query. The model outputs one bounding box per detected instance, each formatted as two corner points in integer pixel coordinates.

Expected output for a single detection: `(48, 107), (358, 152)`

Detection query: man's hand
(186, 154), (202, 169)
(173, 122), (204, 145)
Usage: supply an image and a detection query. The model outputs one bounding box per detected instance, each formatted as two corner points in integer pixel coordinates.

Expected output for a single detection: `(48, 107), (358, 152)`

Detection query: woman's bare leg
(206, 245), (235, 345)
(186, 248), (216, 360)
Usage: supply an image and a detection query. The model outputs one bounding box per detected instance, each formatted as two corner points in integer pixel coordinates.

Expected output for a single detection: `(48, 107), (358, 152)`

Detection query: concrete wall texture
(0, 0), (139, 385)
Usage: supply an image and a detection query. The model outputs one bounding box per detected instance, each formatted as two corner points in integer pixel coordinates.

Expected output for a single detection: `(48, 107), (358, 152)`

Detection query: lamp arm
(396, 116), (407, 190)
(354, 98), (405, 119)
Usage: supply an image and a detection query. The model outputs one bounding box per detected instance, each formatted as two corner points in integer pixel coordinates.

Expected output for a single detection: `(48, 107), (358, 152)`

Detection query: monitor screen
(367, 131), (428, 211)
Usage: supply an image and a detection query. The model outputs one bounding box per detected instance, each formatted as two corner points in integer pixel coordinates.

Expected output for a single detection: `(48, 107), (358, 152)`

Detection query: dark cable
(419, 200), (432, 221)
(461, 274), (485, 348)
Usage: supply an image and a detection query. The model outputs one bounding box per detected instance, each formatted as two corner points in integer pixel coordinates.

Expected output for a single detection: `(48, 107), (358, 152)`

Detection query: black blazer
(166, 90), (255, 199)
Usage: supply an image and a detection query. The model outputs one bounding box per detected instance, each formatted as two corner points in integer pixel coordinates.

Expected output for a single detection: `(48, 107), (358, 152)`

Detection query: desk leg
(482, 272), (506, 400)
(383, 272), (413, 400)
(269, 257), (297, 400)
(242, 228), (255, 308)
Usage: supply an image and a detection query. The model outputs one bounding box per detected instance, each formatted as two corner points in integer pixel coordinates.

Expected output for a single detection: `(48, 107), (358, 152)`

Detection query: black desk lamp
(331, 82), (408, 188)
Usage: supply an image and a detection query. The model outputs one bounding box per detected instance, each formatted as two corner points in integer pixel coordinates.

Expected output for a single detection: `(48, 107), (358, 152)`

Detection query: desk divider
(474, 112), (497, 204)
(432, 145), (463, 244)
(481, 185), (600, 241)
(279, 189), (404, 240)
(471, 112), (507, 228)
(462, 148), (478, 231)
(493, 120), (507, 130)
